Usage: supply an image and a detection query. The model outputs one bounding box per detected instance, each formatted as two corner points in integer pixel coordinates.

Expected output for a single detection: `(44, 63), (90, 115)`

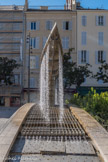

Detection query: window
(95, 51), (106, 64)
(30, 21), (40, 30)
(31, 22), (36, 30)
(35, 37), (39, 49)
(30, 38), (35, 49)
(98, 51), (104, 63)
(63, 21), (72, 30)
(82, 16), (87, 26)
(14, 74), (20, 85)
(30, 78), (35, 88)
(98, 16), (104, 26)
(81, 32), (87, 45)
(98, 32), (104, 45)
(78, 50), (89, 64)
(36, 55), (39, 69)
(30, 56), (39, 69)
(43, 37), (47, 47)
(62, 37), (69, 49)
(96, 16), (106, 26)
(46, 21), (52, 30)
(30, 56), (36, 69)
(81, 50), (86, 63)
(30, 37), (39, 49)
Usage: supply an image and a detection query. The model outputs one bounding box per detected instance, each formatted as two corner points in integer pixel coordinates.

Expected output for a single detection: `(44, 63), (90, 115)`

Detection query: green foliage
(94, 61), (108, 83)
(69, 88), (108, 126)
(0, 57), (20, 85)
(63, 49), (92, 88)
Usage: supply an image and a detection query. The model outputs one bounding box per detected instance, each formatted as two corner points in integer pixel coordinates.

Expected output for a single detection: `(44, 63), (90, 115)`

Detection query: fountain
(40, 23), (64, 121)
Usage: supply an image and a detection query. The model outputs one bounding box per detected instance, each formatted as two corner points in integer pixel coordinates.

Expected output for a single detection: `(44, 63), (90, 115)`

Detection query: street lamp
(26, 33), (32, 102)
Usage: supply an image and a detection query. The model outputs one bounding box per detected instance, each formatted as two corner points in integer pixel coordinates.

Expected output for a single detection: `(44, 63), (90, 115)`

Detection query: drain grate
(20, 105), (87, 141)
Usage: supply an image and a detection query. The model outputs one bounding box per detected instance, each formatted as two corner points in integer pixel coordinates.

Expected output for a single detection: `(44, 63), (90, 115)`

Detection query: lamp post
(26, 33), (32, 103)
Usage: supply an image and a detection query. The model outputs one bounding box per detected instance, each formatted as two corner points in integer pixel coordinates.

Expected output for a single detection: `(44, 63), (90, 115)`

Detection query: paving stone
(8, 155), (101, 162)
(70, 106), (108, 162)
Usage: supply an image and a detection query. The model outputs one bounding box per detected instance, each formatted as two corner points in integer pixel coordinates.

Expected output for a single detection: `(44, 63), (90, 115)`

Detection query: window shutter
(82, 16), (87, 26)
(86, 51), (89, 63)
(78, 51), (81, 64)
(33, 38), (36, 48)
(46, 21), (52, 30)
(62, 38), (65, 49)
(69, 21), (72, 30)
(96, 16), (98, 26)
(95, 51), (98, 64)
(98, 32), (103, 45)
(63, 21), (66, 30)
(27, 22), (30, 30)
(85, 16), (87, 26)
(36, 21), (40, 30)
(36, 55), (39, 69)
(36, 37), (39, 49)
(43, 37), (47, 47)
(81, 32), (86, 45)
(103, 51), (106, 62)
(103, 16), (106, 26)
(66, 37), (69, 49)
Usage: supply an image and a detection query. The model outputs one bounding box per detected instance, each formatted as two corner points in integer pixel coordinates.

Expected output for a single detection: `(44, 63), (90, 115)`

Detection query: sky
(0, 0), (108, 9)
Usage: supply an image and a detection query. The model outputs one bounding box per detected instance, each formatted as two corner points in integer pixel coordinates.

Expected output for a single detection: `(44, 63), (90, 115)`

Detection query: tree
(94, 61), (108, 83)
(0, 57), (20, 85)
(63, 49), (92, 89)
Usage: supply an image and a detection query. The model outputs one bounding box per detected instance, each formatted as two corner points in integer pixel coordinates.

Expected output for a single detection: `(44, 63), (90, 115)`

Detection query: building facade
(23, 0), (77, 103)
(0, 0), (108, 105)
(77, 9), (108, 93)
(0, 6), (24, 106)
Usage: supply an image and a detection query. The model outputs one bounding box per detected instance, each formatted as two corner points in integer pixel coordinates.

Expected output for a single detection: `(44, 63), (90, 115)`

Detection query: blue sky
(0, 0), (108, 9)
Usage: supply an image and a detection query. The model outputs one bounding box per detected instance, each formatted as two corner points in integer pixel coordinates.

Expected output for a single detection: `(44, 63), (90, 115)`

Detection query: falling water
(40, 55), (45, 111)
(59, 48), (64, 122)
(40, 41), (64, 122)
(40, 45), (50, 122)
(45, 45), (50, 121)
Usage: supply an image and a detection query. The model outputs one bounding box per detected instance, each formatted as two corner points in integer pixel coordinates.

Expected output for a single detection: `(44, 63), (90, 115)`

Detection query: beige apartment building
(1, 0), (108, 105)
(0, 6), (24, 106)
(77, 9), (108, 94)
(23, 0), (77, 103)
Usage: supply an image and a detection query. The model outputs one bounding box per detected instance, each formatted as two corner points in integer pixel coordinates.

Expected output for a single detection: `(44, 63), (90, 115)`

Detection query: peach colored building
(23, 0), (77, 103)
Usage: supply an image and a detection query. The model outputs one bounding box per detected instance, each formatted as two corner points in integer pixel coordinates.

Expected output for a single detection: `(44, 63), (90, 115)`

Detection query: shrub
(69, 88), (108, 127)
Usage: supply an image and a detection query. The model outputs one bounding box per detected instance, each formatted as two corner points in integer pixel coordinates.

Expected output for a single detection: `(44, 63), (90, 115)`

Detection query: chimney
(24, 0), (28, 11)
(66, 0), (76, 10)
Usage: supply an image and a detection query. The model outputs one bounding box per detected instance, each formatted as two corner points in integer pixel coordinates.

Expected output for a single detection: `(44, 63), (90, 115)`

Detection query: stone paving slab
(70, 106), (108, 162)
(8, 154), (101, 162)
(65, 140), (95, 154)
(0, 103), (35, 162)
